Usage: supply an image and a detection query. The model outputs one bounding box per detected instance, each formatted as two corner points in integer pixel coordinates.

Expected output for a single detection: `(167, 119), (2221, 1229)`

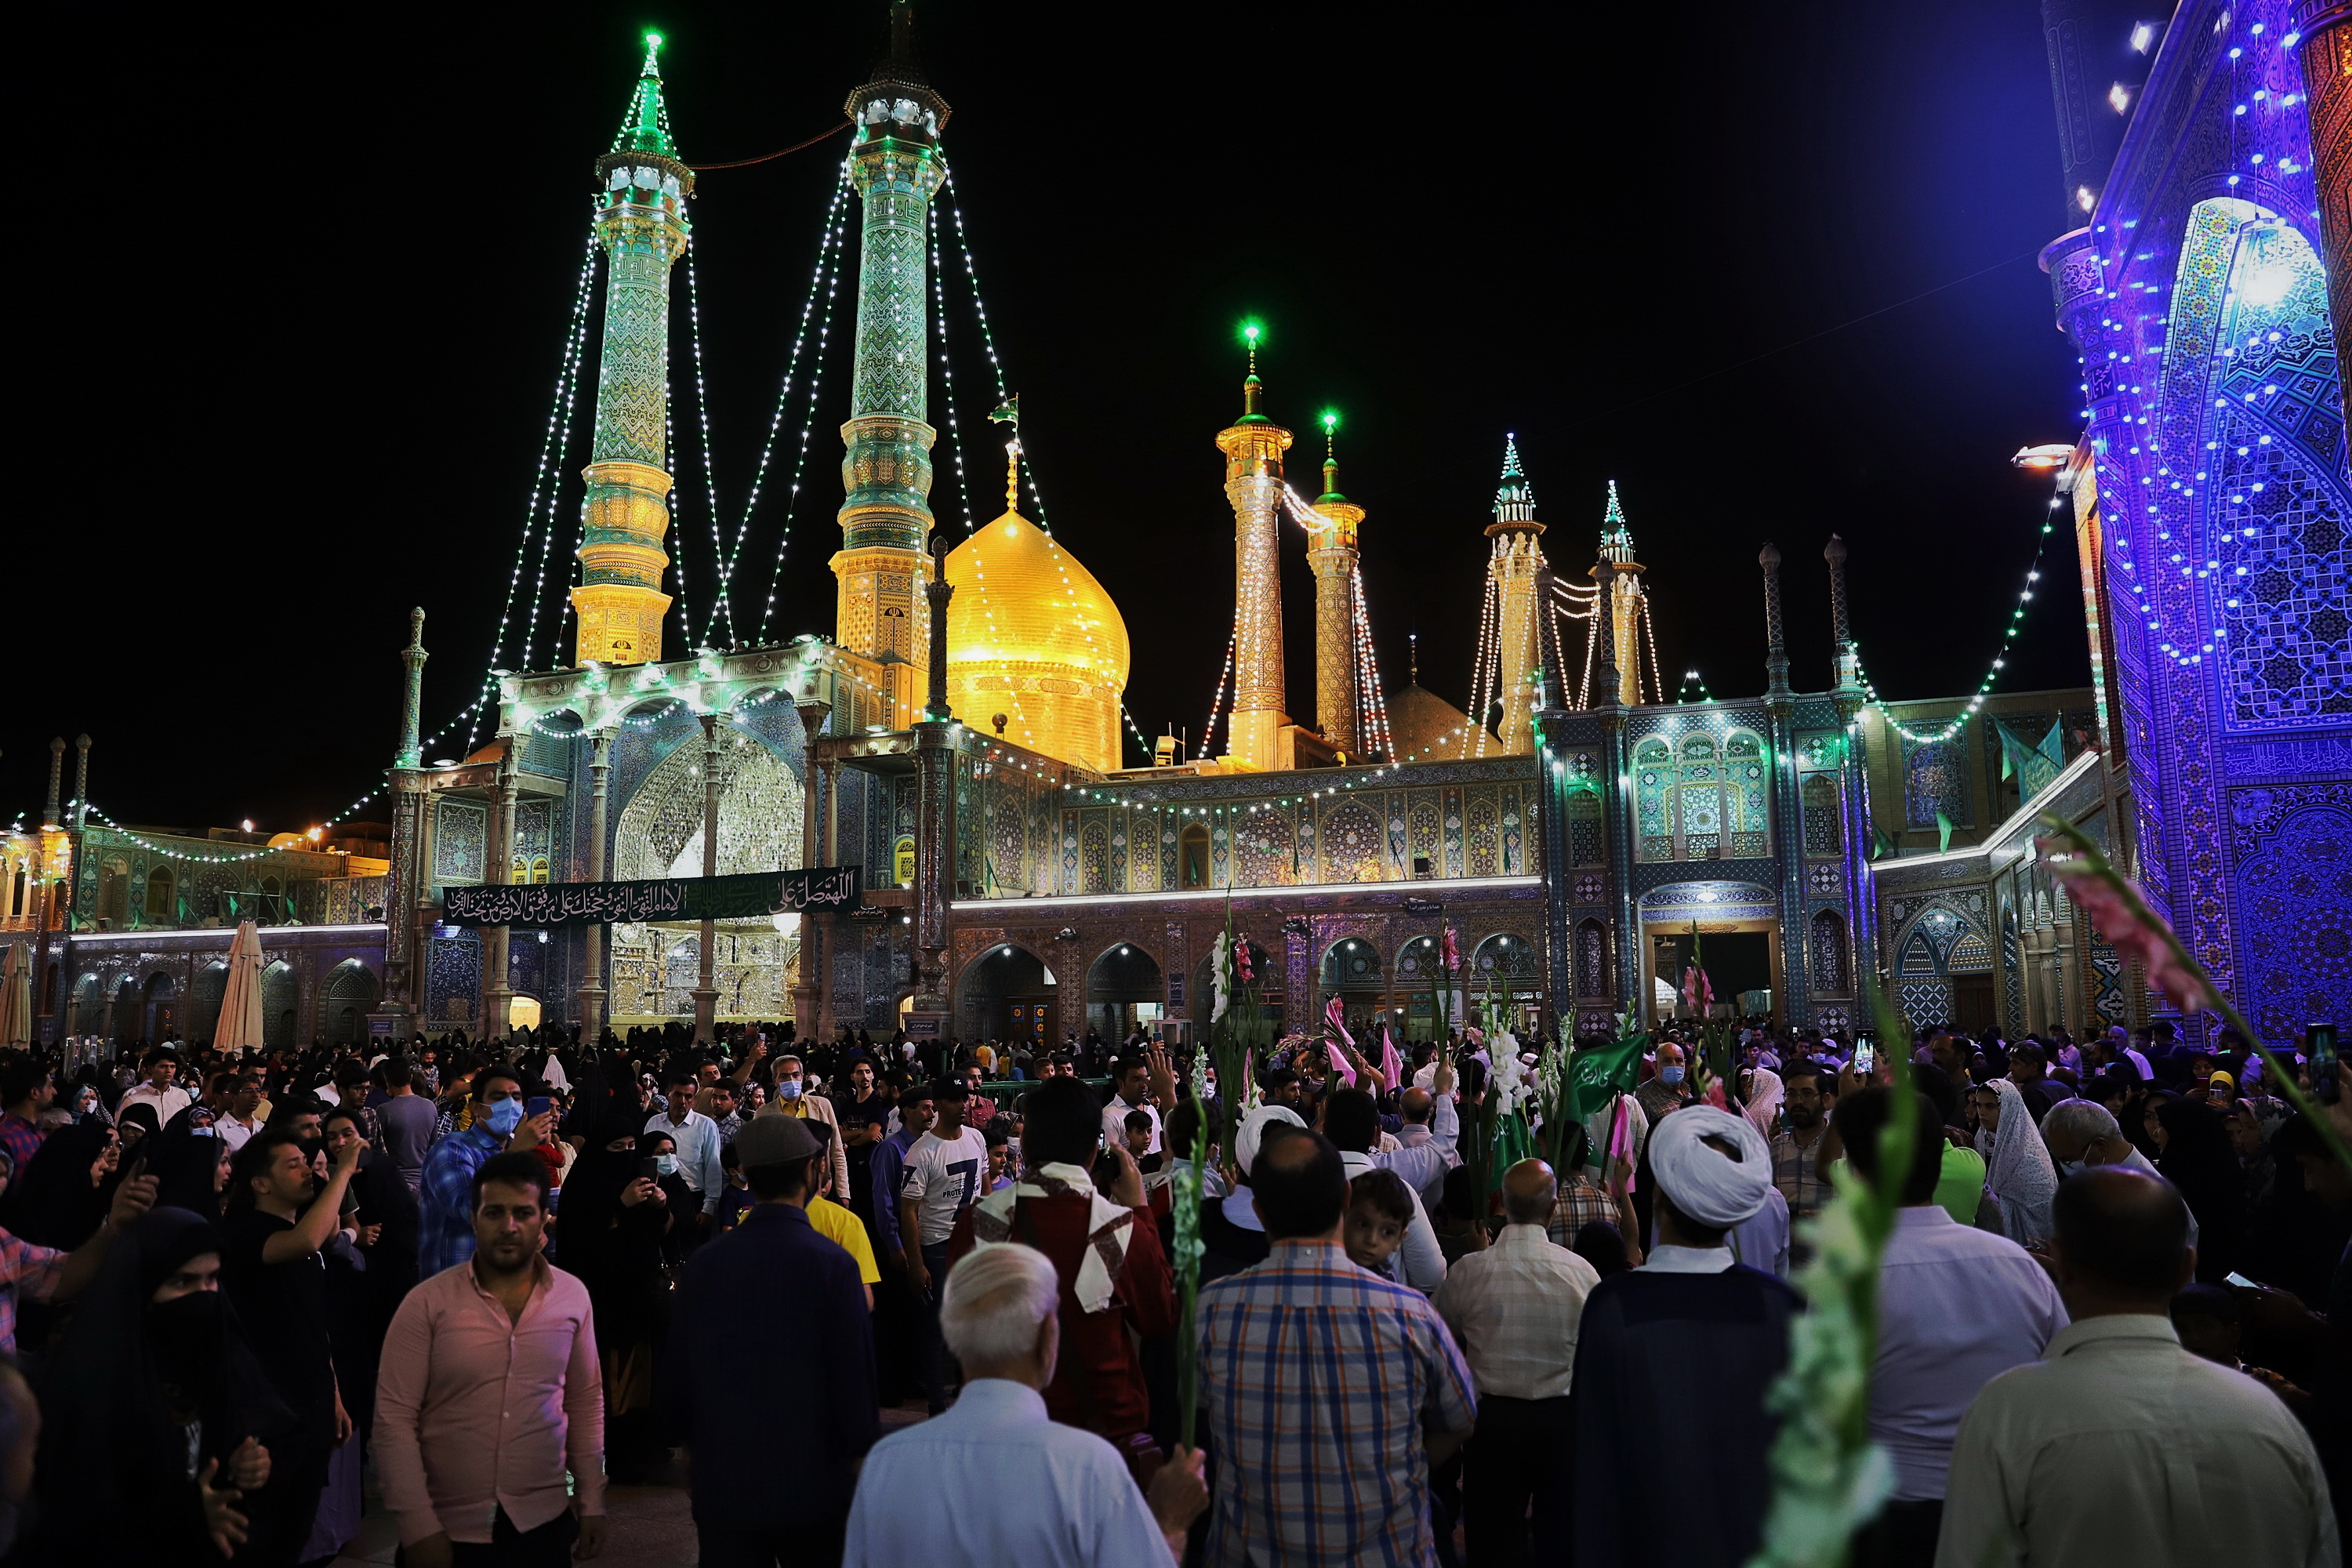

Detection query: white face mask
(2059, 1158), (2082, 1177)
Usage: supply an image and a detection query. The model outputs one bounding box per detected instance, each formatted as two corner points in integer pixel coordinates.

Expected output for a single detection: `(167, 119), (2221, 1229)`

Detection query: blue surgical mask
(2059, 1158), (2082, 1177)
(777, 1080), (804, 1100)
(655, 1153), (678, 1177)
(1659, 1065), (1685, 1086)
(485, 1097), (524, 1137)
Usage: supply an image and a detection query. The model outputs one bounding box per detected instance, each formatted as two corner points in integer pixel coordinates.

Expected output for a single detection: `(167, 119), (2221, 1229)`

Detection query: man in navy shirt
(673, 1113), (878, 1566)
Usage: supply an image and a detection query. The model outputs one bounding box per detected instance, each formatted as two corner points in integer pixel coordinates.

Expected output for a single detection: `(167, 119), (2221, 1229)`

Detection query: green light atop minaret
(611, 31), (676, 158)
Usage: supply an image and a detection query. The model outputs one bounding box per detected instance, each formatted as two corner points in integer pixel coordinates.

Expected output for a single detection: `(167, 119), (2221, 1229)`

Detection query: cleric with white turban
(1568, 1102), (1805, 1568)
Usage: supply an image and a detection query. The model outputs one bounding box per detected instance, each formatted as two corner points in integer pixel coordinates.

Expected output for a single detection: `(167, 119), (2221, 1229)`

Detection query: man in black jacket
(673, 1113), (879, 1566)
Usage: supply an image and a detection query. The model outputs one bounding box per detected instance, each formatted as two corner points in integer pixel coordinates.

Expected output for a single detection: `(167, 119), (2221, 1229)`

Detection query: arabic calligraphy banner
(441, 866), (863, 929)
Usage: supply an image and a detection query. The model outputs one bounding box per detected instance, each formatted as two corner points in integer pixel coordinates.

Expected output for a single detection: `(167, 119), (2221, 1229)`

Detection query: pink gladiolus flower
(2040, 840), (2212, 1014)
(1682, 964), (1715, 1014)
(1441, 927), (1461, 975)
(1235, 939), (1254, 985)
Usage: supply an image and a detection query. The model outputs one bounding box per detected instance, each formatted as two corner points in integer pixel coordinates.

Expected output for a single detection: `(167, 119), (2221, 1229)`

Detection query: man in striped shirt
(1196, 1126), (1477, 1567)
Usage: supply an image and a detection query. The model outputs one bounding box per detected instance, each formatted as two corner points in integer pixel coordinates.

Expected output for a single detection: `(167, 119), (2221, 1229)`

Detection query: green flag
(1566, 1032), (1649, 1120)
(1936, 811), (1954, 854)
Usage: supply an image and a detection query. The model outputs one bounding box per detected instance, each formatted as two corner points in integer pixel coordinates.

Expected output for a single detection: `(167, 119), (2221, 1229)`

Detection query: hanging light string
(680, 257), (735, 647)
(77, 800), (389, 866)
(929, 202), (981, 538)
(1852, 492), (2062, 743)
(662, 399), (695, 647)
(1676, 669), (1716, 703)
(1201, 633), (1236, 760)
(463, 218), (601, 754)
(713, 160), (848, 646)
(1348, 561), (1397, 760)
(1461, 575), (1503, 757)
(1637, 592), (1664, 705)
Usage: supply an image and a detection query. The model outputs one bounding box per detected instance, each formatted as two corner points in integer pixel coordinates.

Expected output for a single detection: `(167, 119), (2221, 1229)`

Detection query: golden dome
(944, 503), (1131, 773)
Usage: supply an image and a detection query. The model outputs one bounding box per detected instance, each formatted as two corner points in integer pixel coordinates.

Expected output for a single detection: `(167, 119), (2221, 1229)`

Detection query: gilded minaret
(1218, 331), (1292, 771)
(1487, 435), (1547, 753)
(1306, 413), (1363, 758)
(1596, 480), (1647, 707)
(572, 34), (692, 668)
(833, 1), (949, 669)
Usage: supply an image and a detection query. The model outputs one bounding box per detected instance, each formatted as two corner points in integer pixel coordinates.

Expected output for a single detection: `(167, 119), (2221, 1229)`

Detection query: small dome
(944, 507), (1130, 772)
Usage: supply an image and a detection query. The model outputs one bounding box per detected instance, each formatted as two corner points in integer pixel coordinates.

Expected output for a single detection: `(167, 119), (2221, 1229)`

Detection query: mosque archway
(612, 726), (806, 883)
(143, 973), (176, 1044)
(69, 974), (100, 1035)
(1468, 933), (1541, 1021)
(261, 960), (298, 1051)
(1189, 941), (1280, 1036)
(319, 960), (380, 1046)
(111, 975), (139, 1044)
(191, 962), (228, 1044)
(957, 943), (1056, 1046)
(1395, 935), (1447, 1040)
(1085, 942), (1163, 1045)
(1319, 937), (1385, 1038)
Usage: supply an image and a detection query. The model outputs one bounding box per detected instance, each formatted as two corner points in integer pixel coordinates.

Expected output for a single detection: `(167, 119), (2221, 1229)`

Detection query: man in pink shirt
(374, 1150), (607, 1566)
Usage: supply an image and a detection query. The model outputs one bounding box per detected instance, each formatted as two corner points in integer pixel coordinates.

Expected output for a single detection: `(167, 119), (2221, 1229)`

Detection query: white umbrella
(0, 945), (27, 1048)
(216, 920), (266, 1055)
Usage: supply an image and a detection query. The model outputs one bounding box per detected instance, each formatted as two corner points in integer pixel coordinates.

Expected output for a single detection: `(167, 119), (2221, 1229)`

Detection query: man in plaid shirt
(1197, 1125), (1477, 1567)
(1547, 1126), (1626, 1250)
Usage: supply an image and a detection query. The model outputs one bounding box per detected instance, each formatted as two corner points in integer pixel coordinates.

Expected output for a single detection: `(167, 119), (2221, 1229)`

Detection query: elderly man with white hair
(2042, 1097), (2198, 1247)
(1569, 1105), (1802, 1568)
(844, 1243), (1207, 1567)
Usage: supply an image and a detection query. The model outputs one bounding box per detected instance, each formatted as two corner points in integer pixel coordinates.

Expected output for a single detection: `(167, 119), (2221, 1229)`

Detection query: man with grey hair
(844, 1243), (1207, 1567)
(2042, 1098), (2199, 1250)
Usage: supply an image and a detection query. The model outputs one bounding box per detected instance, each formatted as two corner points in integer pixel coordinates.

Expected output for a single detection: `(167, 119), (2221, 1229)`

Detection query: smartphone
(637, 1156), (663, 1184)
(2224, 1271), (2263, 1291)
(2308, 1023), (2339, 1105)
(527, 1096), (553, 1118)
(1853, 1040), (1875, 1076)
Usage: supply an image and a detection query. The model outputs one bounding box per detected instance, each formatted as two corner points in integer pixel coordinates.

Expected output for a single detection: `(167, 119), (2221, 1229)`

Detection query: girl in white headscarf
(1973, 1076), (2059, 1247)
(1737, 1065), (1784, 1142)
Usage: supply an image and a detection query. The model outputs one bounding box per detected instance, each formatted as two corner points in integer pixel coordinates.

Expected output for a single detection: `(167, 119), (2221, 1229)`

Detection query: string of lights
(1461, 575), (1501, 757)
(1676, 669), (1716, 703)
(1852, 492), (2060, 742)
(662, 399), (695, 647)
(469, 219), (601, 753)
(1346, 562), (1396, 760)
(77, 801), (385, 866)
(718, 161), (848, 645)
(681, 258), (735, 647)
(750, 161), (852, 644)
(1202, 633), (1236, 760)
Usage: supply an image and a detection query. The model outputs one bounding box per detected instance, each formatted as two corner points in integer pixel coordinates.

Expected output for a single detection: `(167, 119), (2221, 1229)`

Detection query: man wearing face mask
(1638, 1042), (1693, 1125)
(2040, 1098), (2199, 1251)
(757, 1052), (849, 1207)
(647, 1069), (724, 1242)
(415, 1069), (539, 1279)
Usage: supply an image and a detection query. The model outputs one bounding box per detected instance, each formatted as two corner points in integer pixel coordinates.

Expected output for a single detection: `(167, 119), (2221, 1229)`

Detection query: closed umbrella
(216, 920), (265, 1056)
(0, 945), (28, 1047)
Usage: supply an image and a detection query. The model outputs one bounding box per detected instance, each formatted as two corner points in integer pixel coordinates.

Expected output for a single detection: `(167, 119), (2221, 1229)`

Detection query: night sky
(24, 1), (2115, 833)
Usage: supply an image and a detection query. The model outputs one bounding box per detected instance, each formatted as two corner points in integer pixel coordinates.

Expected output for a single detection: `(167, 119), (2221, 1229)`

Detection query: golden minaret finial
(1004, 437), (1022, 515)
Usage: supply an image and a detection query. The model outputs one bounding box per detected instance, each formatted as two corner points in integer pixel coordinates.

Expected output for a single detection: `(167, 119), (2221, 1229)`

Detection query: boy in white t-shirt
(898, 1081), (989, 1413)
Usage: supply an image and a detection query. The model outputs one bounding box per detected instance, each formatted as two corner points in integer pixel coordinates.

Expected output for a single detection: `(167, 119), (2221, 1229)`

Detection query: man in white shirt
(216, 1074), (266, 1152)
(1835, 1087), (2067, 1563)
(1938, 1167), (2337, 1568)
(900, 1081), (988, 1414)
(645, 1067), (724, 1231)
(845, 1243), (1205, 1566)
(1100, 1054), (1163, 1157)
(1388, 1055), (1461, 1209)
(1323, 1087), (1446, 1290)
(1432, 1158), (1599, 1566)
(2040, 1098), (2199, 1247)
(117, 1049), (194, 1127)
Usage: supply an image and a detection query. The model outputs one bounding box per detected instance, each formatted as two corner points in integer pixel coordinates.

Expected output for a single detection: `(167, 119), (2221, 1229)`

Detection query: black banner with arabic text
(441, 866), (862, 928)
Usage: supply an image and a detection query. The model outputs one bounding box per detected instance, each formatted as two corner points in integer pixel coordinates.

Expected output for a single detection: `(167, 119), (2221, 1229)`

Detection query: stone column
(691, 715), (723, 1042)
(575, 731), (615, 1034)
(71, 736), (89, 825)
(42, 739), (62, 829)
(1217, 372), (1293, 771)
(791, 698), (833, 1038)
(1825, 536), (1881, 986)
(913, 720), (954, 1011)
(481, 756), (520, 1038)
(1762, 543), (1805, 1026)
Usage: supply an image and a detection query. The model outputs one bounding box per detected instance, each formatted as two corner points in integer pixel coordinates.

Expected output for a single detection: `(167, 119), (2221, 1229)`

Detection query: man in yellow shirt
(758, 1053), (849, 1204)
(802, 1121), (879, 1308)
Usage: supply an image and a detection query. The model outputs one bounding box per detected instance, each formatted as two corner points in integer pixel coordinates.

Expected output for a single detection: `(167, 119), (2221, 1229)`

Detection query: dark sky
(24, 1), (2099, 833)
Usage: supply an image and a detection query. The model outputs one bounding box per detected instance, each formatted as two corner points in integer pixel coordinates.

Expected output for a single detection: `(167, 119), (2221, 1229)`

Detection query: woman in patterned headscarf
(1970, 1076), (2060, 1247)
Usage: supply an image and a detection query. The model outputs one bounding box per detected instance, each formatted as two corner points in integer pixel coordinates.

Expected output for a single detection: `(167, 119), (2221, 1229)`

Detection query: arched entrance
(1319, 937), (1385, 1039)
(111, 975), (140, 1044)
(1395, 935), (1448, 1041)
(1086, 943), (1163, 1044)
(1188, 941), (1281, 1033)
(70, 974), (100, 1036)
(321, 960), (380, 1046)
(191, 962), (228, 1045)
(1468, 933), (1541, 1026)
(261, 960), (298, 1051)
(957, 944), (1057, 1045)
(143, 973), (176, 1043)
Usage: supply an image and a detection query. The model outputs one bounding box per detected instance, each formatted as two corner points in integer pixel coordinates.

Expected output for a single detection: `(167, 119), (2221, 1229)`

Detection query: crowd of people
(0, 1009), (2336, 1566)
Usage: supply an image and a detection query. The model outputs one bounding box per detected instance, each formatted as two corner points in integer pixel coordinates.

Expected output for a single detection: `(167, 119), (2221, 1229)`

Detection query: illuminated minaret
(572, 34), (692, 668)
(1306, 413), (1364, 757)
(1218, 329), (1292, 771)
(1486, 435), (1547, 753)
(1596, 481), (1648, 707)
(833, 1), (949, 669)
